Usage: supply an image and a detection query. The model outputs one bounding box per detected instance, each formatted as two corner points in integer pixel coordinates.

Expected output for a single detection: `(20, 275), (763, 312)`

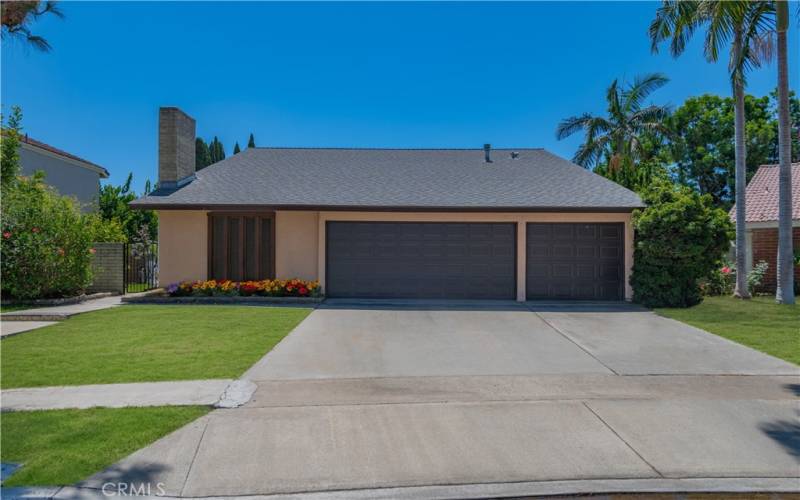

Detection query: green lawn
(1, 406), (209, 486)
(1, 305), (311, 388)
(656, 296), (800, 365)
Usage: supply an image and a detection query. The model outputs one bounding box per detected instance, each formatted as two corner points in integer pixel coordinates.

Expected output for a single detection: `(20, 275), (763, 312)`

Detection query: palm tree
(1, 1), (63, 52)
(774, 1), (795, 304)
(555, 73), (671, 191)
(649, 1), (774, 299)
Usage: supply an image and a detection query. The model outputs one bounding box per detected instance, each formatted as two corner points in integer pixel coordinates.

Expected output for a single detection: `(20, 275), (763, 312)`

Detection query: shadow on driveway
(760, 412), (800, 461)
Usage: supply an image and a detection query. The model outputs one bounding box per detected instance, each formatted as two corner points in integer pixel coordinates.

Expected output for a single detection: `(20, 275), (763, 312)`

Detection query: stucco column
(516, 220), (526, 301)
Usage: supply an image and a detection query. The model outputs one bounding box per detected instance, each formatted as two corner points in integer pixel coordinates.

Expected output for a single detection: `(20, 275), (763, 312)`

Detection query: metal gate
(124, 243), (159, 293)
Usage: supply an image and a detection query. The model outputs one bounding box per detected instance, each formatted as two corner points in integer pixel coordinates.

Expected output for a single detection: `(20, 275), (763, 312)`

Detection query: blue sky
(2, 1), (797, 193)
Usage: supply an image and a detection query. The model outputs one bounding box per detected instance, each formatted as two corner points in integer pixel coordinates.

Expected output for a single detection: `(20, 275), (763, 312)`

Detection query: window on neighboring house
(208, 213), (274, 281)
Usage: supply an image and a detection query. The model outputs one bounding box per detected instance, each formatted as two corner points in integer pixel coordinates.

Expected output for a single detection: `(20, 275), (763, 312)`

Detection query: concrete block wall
(88, 242), (124, 294)
(750, 227), (800, 292)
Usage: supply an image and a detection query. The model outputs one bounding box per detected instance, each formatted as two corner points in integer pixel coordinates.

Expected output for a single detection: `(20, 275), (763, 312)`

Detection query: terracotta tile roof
(731, 163), (800, 223)
(17, 134), (109, 178)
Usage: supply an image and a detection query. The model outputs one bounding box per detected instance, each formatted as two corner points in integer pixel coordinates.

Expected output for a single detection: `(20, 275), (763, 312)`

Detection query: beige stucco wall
(275, 211), (319, 281)
(157, 210), (207, 285)
(157, 209), (634, 301)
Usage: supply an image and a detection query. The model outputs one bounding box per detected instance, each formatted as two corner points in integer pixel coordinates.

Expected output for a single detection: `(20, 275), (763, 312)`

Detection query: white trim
(744, 220), (800, 230)
(20, 142), (109, 178)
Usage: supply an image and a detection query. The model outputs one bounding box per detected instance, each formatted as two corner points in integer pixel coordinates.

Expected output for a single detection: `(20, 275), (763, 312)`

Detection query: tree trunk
(775, 0), (795, 304)
(732, 28), (750, 299)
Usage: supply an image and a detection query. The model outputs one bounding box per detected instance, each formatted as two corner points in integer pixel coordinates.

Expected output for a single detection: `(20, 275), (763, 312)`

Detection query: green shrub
(700, 263), (735, 296)
(631, 181), (734, 308)
(1, 173), (94, 299)
(747, 260), (769, 291)
(85, 214), (127, 243)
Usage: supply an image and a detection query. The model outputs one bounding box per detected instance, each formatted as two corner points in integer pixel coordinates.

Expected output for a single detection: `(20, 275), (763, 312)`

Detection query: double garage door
(326, 222), (624, 300)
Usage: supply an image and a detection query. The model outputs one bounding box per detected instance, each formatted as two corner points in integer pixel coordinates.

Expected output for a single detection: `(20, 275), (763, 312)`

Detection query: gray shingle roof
(131, 148), (643, 211)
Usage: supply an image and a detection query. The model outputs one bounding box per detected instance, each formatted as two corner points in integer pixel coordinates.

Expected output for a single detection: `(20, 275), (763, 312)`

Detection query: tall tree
(667, 93), (778, 206)
(1, 1), (63, 52)
(208, 136), (226, 164)
(774, 0), (794, 304)
(195, 137), (211, 170)
(247, 133), (256, 148)
(555, 73), (672, 192)
(233, 142), (241, 155)
(99, 173), (157, 243)
(649, 0), (774, 299)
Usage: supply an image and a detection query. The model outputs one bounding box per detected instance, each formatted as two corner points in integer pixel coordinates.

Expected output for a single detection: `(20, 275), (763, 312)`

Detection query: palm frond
(702, 0), (737, 64)
(555, 113), (595, 140)
(573, 136), (611, 169)
(584, 117), (613, 143)
(606, 79), (623, 122)
(630, 104), (671, 125)
(649, 0), (702, 57)
(622, 73), (670, 113)
(727, 1), (775, 86)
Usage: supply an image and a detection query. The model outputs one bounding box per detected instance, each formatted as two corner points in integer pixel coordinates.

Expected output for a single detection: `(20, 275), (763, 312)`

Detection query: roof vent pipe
(484, 143), (492, 163)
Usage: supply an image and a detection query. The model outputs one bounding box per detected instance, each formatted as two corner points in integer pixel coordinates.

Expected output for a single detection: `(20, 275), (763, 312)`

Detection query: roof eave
(129, 202), (643, 213)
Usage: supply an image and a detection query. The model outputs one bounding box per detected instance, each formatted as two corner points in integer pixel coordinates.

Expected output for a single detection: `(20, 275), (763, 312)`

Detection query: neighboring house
(731, 162), (800, 292)
(131, 107), (643, 301)
(18, 134), (110, 209)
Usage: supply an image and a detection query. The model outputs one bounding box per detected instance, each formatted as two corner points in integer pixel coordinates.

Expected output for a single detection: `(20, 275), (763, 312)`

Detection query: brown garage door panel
(526, 223), (624, 301)
(326, 222), (516, 299)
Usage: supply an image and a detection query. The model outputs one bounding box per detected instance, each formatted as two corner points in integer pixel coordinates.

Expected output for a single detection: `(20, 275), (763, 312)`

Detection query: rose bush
(166, 278), (321, 298)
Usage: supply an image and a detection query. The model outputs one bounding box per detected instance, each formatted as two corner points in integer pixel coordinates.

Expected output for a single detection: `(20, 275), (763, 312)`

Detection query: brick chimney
(158, 107), (196, 188)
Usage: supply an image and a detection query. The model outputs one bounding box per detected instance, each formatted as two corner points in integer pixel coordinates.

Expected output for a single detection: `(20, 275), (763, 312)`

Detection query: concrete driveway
(83, 302), (799, 499)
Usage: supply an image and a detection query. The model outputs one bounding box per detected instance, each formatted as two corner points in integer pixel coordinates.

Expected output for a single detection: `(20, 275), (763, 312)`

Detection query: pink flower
(2, 231), (10, 239)
(721, 266), (731, 275)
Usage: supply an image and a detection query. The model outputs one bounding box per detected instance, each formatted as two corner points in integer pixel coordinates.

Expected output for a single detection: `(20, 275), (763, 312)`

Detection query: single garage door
(326, 222), (516, 299)
(526, 223), (624, 300)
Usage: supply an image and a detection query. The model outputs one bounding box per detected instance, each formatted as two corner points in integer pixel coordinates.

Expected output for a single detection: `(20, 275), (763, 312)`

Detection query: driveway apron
(82, 303), (800, 498)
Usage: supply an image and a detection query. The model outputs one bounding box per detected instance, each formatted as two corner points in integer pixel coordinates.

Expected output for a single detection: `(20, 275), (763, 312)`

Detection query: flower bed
(165, 279), (321, 298)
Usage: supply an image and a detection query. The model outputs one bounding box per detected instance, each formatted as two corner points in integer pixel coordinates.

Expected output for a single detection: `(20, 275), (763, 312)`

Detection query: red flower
(89, 248), (96, 254)
(2, 231), (10, 239)
(721, 266), (731, 275)
(298, 286), (308, 296)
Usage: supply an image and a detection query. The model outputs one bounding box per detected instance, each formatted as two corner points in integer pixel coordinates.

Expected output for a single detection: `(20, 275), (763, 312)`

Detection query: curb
(0, 313), (71, 322)
(3, 477), (799, 499)
(0, 292), (116, 309)
(122, 296), (324, 306)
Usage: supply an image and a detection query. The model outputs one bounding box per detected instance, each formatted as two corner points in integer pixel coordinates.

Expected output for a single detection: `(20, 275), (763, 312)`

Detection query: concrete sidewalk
(1, 295), (123, 322)
(77, 379), (800, 498)
(0, 321), (58, 338)
(1, 380), (236, 411)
